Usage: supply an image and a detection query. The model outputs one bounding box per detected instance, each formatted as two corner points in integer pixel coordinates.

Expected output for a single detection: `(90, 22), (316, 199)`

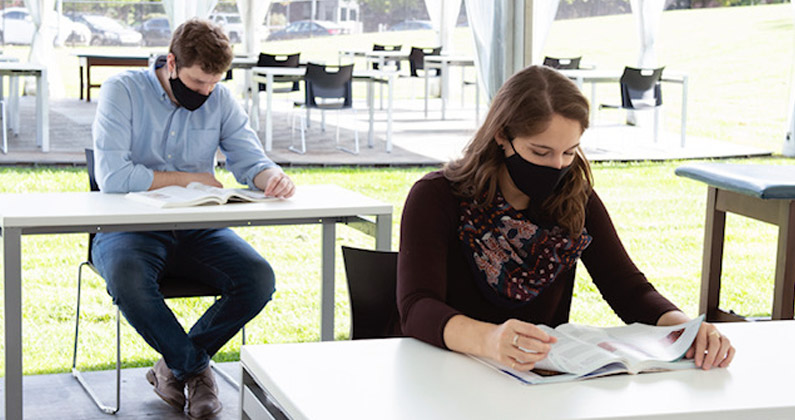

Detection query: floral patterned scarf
(458, 190), (592, 304)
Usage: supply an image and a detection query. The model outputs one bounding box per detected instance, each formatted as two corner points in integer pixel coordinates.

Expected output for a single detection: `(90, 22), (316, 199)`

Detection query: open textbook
(475, 315), (705, 385)
(125, 182), (277, 208)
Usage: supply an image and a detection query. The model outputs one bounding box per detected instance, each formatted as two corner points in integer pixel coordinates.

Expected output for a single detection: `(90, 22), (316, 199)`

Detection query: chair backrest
(543, 56), (582, 70)
(373, 44), (401, 52)
(257, 52), (301, 92)
(619, 66), (664, 109)
(372, 44), (402, 70)
(304, 63), (354, 109)
(408, 46), (442, 77)
(341, 246), (400, 339)
(84, 148), (221, 298)
(257, 52), (300, 67)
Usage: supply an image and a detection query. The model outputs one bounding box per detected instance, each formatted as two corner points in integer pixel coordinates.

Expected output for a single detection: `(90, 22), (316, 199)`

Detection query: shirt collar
(147, 55), (170, 102)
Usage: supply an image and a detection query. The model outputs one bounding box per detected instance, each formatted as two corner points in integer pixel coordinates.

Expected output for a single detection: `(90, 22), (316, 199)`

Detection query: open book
(475, 315), (705, 385)
(125, 182), (277, 208)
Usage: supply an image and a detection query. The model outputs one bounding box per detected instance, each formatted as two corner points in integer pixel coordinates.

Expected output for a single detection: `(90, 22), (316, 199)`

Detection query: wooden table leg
(772, 201), (795, 319)
(79, 64), (84, 100)
(700, 187), (727, 321)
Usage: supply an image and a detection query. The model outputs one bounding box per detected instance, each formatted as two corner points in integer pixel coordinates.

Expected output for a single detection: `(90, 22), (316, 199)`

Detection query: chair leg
(289, 111), (306, 154)
(336, 108), (359, 155)
(72, 262), (121, 414)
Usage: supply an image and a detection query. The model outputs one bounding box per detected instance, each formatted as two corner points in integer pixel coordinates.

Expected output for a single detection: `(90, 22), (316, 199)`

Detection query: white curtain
(24, 0), (63, 97)
(424, 0), (461, 53)
(236, 0), (272, 57)
(630, 0), (665, 68)
(784, 0), (795, 156)
(530, 0), (560, 65)
(161, 0), (218, 30)
(464, 0), (507, 100)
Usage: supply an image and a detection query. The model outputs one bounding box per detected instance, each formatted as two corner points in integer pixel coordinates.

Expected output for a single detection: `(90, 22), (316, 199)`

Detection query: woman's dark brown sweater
(397, 171), (679, 349)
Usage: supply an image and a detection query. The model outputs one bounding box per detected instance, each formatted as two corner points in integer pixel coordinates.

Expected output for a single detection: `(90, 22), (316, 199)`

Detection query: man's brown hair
(169, 18), (233, 75)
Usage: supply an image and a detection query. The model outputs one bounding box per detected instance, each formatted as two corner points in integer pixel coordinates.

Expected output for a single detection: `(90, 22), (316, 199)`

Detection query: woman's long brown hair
(443, 65), (593, 236)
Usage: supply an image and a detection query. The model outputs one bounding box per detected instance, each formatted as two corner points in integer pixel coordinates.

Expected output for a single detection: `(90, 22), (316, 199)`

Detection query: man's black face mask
(169, 66), (211, 111)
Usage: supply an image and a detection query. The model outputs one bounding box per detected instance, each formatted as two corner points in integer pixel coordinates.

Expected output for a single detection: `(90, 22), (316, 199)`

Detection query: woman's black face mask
(169, 66), (211, 111)
(503, 139), (571, 204)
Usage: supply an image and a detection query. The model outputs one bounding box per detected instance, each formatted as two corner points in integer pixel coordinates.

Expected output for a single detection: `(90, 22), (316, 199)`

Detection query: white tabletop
(242, 321), (795, 420)
(0, 184), (390, 230)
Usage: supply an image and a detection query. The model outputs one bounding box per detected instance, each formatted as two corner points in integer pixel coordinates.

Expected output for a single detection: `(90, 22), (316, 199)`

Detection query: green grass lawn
(0, 4), (792, 375)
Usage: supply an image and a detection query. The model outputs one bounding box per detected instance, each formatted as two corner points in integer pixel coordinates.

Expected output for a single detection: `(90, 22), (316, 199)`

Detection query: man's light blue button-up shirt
(92, 58), (276, 193)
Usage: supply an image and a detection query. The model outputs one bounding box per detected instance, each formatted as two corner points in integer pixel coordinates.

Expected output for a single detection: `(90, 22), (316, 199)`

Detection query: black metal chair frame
(73, 149), (245, 414)
(290, 63), (359, 155)
(599, 66), (665, 142)
(408, 46), (442, 78)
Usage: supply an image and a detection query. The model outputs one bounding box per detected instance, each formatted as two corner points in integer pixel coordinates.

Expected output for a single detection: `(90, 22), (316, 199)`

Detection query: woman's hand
(685, 321), (735, 370)
(485, 319), (557, 371)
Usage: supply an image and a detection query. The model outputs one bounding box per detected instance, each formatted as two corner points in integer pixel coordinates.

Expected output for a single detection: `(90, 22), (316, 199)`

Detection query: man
(92, 19), (294, 419)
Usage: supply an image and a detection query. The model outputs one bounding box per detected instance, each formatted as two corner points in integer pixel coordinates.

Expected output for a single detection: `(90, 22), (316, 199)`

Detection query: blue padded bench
(676, 163), (795, 321)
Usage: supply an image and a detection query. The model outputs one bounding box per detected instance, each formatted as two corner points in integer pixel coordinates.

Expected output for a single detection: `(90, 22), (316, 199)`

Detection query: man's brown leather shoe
(145, 358), (185, 411)
(186, 366), (222, 419)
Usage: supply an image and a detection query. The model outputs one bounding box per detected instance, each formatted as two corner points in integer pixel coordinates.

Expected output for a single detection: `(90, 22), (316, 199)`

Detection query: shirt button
(170, 131), (175, 136)
(168, 154), (172, 159)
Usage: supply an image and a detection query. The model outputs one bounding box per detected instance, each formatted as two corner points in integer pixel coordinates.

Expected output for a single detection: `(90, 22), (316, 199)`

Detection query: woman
(397, 65), (734, 372)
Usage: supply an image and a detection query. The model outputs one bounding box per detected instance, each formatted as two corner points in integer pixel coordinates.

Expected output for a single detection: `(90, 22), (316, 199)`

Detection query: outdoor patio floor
(0, 95), (772, 167)
(0, 362), (242, 419)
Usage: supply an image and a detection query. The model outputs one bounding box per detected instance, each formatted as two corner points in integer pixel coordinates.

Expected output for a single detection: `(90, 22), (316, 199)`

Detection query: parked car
(208, 12), (243, 43)
(0, 7), (90, 45)
(59, 15), (91, 46)
(136, 17), (171, 46)
(266, 20), (343, 41)
(388, 20), (433, 31)
(69, 14), (142, 46)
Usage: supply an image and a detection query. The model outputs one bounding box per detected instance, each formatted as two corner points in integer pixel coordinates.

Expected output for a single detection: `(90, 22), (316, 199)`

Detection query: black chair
(73, 149), (245, 414)
(599, 66), (665, 142)
(291, 63), (358, 155)
(408, 46), (442, 77)
(543, 56), (582, 70)
(372, 43), (402, 71)
(341, 246), (400, 339)
(257, 52), (301, 93)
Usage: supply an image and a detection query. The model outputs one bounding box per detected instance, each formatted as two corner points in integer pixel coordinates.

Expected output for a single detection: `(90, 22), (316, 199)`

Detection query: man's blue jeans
(91, 228), (275, 381)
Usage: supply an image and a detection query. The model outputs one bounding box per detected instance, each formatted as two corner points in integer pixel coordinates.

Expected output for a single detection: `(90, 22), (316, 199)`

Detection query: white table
(0, 184), (392, 420)
(241, 321), (795, 420)
(249, 67), (397, 153)
(559, 68), (689, 148)
(423, 55), (477, 121)
(0, 62), (49, 152)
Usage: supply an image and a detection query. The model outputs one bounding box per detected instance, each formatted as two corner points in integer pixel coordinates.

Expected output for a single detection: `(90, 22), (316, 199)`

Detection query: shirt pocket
(179, 128), (221, 172)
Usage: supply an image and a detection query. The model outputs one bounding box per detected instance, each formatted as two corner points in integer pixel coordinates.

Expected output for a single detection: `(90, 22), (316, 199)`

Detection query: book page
(186, 182), (230, 201)
(556, 315), (704, 366)
(126, 185), (221, 207)
(186, 182), (275, 203)
(534, 325), (624, 375)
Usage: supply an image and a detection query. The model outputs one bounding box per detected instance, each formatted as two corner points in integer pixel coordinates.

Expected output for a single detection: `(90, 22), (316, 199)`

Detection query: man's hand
(254, 167), (296, 199)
